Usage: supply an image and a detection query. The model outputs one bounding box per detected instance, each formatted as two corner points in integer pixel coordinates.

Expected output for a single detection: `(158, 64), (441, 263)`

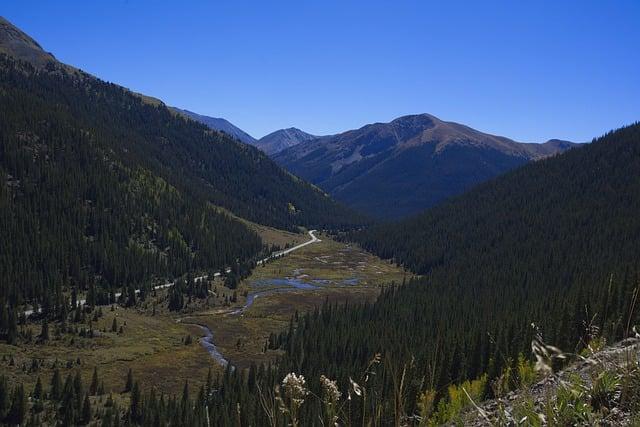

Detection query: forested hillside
(218, 123), (637, 424)
(180, 122), (640, 425)
(0, 52), (359, 312)
(71, 123), (639, 426)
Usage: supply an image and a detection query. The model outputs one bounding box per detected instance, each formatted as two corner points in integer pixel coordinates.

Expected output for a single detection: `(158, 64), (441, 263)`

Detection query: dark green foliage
(129, 382), (141, 424)
(50, 369), (61, 401)
(265, 122), (640, 420)
(32, 376), (42, 400)
(350, 123), (640, 348)
(39, 318), (49, 342)
(0, 54), (360, 320)
(90, 367), (99, 396)
(0, 376), (9, 420)
(5, 383), (26, 426)
(124, 369), (133, 393)
(82, 392), (92, 424)
(116, 122), (636, 425)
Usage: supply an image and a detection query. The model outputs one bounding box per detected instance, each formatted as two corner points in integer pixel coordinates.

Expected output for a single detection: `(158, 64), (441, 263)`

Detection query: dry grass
(1, 233), (407, 398)
(194, 233), (409, 369)
(0, 306), (216, 397)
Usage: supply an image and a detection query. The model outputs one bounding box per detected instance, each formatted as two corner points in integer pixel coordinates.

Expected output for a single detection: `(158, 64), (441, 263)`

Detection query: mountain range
(176, 109), (318, 155)
(0, 14), (577, 225)
(274, 114), (576, 218)
(178, 107), (576, 219)
(170, 107), (258, 145)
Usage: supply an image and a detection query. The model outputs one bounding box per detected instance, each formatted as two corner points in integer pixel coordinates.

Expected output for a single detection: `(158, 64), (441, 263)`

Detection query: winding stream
(190, 324), (230, 367)
(193, 276), (361, 366)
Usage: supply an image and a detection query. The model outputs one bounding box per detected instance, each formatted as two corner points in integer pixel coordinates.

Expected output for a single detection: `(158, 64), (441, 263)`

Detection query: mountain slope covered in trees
(92, 122), (637, 426)
(325, 122), (640, 390)
(243, 123), (639, 424)
(275, 113), (576, 218)
(0, 19), (361, 314)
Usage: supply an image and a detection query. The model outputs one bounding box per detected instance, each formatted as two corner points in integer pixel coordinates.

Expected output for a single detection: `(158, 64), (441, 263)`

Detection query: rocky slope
(275, 114), (576, 218)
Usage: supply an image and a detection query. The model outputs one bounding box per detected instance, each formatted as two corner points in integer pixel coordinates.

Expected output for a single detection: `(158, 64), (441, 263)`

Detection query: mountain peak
(0, 16), (56, 67)
(274, 113), (576, 218)
(255, 127), (318, 155)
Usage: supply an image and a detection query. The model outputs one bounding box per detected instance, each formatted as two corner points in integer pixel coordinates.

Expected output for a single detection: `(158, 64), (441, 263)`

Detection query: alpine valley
(0, 10), (639, 427)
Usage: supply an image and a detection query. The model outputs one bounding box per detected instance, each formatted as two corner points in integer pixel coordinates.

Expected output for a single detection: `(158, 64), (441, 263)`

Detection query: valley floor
(0, 230), (407, 400)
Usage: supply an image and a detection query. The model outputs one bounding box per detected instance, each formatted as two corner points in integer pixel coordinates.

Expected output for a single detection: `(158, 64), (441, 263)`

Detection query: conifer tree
(124, 368), (133, 393)
(50, 369), (62, 401)
(6, 384), (26, 426)
(90, 366), (99, 396)
(33, 376), (43, 400)
(82, 392), (91, 424)
(39, 318), (49, 342)
(130, 382), (141, 424)
(6, 309), (17, 345)
(0, 376), (9, 420)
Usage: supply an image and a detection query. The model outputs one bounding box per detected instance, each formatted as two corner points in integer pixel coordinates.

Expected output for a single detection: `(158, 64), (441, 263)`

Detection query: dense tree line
(165, 122), (640, 425)
(97, 122), (639, 425)
(0, 54), (360, 319)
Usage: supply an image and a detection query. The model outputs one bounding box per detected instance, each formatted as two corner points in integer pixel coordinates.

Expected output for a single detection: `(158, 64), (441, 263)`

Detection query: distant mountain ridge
(171, 107), (257, 144)
(274, 113), (577, 218)
(254, 127), (318, 155)
(171, 108), (317, 155)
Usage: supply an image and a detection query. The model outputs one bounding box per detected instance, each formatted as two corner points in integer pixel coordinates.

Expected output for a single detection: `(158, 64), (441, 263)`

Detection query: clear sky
(3, 0), (639, 141)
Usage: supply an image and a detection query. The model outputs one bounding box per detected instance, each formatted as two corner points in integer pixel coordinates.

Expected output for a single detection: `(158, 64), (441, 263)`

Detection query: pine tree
(39, 318), (49, 342)
(33, 376), (43, 400)
(124, 368), (133, 392)
(6, 308), (17, 345)
(50, 369), (62, 401)
(130, 382), (141, 423)
(90, 366), (99, 396)
(73, 371), (83, 399)
(82, 393), (91, 424)
(61, 373), (76, 425)
(0, 376), (9, 420)
(6, 384), (26, 426)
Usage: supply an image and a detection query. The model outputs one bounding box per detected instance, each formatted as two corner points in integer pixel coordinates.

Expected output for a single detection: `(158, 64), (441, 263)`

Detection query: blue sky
(3, 0), (639, 141)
